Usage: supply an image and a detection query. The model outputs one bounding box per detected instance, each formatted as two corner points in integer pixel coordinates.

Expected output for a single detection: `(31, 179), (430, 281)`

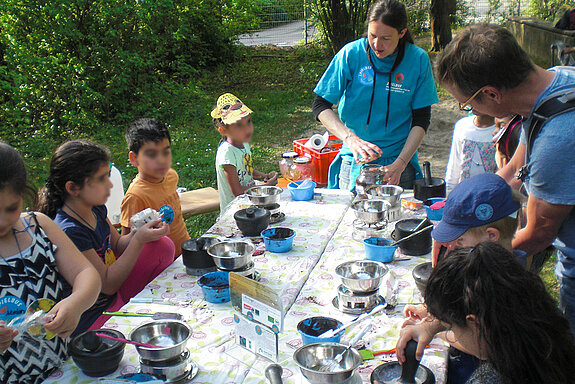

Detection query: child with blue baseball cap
(431, 172), (524, 267)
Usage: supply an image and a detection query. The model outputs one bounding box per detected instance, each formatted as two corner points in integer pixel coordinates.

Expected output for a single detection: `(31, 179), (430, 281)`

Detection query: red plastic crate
(293, 135), (343, 187)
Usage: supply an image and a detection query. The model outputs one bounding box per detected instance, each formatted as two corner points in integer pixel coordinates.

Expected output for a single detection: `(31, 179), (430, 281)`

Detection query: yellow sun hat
(210, 93), (253, 125)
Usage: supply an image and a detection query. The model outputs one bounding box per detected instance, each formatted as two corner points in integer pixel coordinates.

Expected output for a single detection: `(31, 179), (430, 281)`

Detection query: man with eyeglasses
(435, 24), (575, 334)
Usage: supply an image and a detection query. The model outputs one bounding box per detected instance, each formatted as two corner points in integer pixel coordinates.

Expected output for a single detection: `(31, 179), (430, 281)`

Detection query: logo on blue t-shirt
(358, 66), (374, 85)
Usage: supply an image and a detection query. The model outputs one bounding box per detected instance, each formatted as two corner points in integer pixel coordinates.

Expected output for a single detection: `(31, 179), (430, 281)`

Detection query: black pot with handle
(414, 162), (446, 202)
(392, 218), (433, 256)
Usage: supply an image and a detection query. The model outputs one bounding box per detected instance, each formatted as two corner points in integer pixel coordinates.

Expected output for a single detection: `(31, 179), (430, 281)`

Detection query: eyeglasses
(458, 86), (486, 112)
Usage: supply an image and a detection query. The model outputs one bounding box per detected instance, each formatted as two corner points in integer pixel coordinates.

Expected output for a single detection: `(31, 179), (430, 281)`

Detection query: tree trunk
(430, 0), (453, 52)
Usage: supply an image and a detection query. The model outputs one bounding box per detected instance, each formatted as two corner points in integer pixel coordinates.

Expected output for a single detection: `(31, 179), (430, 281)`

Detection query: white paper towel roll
(304, 131), (330, 151)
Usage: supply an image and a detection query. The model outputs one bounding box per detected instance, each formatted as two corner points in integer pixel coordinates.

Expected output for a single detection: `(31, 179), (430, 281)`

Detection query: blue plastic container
(424, 197), (446, 221)
(261, 227), (296, 253)
(297, 317), (343, 345)
(287, 180), (316, 201)
(363, 237), (397, 263)
(198, 271), (230, 303)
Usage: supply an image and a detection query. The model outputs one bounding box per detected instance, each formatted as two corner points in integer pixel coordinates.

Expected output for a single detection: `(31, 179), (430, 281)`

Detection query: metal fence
(236, 0), (520, 47)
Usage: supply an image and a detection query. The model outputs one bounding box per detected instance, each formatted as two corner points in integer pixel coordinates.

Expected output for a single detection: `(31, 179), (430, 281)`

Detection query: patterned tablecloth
(43, 189), (447, 384)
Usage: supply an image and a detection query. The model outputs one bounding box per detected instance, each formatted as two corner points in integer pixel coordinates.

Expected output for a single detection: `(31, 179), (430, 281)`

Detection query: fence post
(304, 0), (308, 44)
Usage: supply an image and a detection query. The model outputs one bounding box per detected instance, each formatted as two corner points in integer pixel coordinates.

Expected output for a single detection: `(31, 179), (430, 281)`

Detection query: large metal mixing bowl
(293, 342), (362, 383)
(245, 186), (282, 205)
(207, 241), (255, 270)
(129, 320), (192, 362)
(335, 260), (388, 293)
(365, 185), (403, 205)
(351, 199), (391, 224)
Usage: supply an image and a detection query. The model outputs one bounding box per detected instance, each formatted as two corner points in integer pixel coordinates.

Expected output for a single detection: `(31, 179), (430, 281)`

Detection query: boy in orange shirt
(121, 118), (190, 258)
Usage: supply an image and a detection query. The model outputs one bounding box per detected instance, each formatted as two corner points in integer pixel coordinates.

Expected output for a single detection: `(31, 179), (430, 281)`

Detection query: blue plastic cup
(424, 197), (446, 221)
(363, 237), (397, 263)
(287, 181), (316, 201)
(297, 317), (343, 345)
(198, 271), (230, 303)
(261, 227), (296, 253)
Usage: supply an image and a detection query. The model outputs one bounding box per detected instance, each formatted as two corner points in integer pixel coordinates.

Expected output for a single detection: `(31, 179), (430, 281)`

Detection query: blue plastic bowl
(297, 317), (343, 345)
(424, 197), (446, 221)
(363, 237), (397, 263)
(287, 180), (317, 201)
(261, 227), (296, 253)
(198, 271), (230, 303)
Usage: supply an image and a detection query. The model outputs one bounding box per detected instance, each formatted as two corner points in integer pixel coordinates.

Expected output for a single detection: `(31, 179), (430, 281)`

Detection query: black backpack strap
(517, 88), (575, 181)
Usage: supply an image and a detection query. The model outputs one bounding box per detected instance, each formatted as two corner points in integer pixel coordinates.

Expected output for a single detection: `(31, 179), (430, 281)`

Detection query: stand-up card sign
(233, 313), (278, 362)
(229, 272), (284, 333)
(229, 273), (283, 362)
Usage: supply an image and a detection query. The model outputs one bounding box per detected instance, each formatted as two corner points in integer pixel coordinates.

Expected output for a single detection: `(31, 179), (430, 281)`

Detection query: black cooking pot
(69, 329), (125, 377)
(412, 262), (432, 296)
(370, 340), (435, 384)
(234, 207), (270, 237)
(182, 237), (220, 269)
(414, 161), (446, 202)
(392, 218), (432, 256)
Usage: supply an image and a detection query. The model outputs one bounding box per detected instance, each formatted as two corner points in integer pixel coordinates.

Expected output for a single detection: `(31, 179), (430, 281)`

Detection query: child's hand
(263, 171), (278, 186)
(0, 322), (18, 353)
(44, 298), (81, 338)
(134, 219), (170, 244)
(403, 304), (428, 325)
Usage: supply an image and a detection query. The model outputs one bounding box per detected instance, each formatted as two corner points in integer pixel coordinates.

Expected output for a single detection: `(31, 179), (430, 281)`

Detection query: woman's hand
(133, 219), (170, 244)
(44, 298), (82, 338)
(382, 158), (407, 185)
(0, 322), (18, 353)
(347, 135), (383, 164)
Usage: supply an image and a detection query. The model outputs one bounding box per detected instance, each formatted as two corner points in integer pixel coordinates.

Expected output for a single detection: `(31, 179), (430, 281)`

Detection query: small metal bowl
(207, 241), (255, 271)
(293, 342), (362, 383)
(365, 185), (404, 205)
(129, 320), (192, 362)
(245, 186), (283, 205)
(335, 260), (388, 293)
(351, 199), (391, 225)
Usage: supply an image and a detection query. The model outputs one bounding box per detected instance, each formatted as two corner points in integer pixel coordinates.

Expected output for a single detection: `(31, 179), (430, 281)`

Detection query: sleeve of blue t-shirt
(62, 225), (95, 253)
(527, 112), (575, 205)
(313, 44), (354, 105)
(411, 48), (439, 110)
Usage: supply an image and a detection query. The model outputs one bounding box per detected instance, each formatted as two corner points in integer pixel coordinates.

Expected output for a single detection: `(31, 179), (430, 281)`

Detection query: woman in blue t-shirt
(313, 0), (438, 190)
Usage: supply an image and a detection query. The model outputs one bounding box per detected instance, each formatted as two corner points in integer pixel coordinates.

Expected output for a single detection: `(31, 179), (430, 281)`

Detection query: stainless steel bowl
(351, 199), (391, 225)
(365, 185), (404, 205)
(129, 320), (192, 362)
(207, 241), (255, 271)
(335, 260), (388, 293)
(245, 186), (282, 205)
(293, 342), (362, 383)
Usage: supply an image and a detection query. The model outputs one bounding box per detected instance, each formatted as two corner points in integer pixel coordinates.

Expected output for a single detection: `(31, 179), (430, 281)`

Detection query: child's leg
(87, 237), (174, 330)
(116, 236), (175, 304)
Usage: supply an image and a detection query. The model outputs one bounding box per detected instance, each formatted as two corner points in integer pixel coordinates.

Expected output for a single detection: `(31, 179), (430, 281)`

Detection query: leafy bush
(0, 0), (237, 143)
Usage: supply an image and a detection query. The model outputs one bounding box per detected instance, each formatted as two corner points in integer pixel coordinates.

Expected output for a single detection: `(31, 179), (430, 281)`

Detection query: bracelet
(397, 156), (407, 165)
